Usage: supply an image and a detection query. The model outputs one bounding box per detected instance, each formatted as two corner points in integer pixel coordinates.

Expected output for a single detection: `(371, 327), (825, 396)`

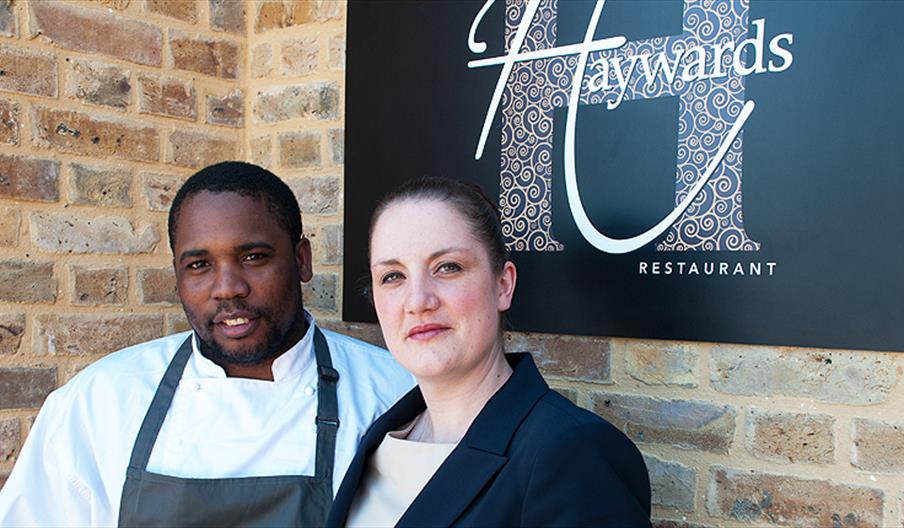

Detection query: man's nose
(211, 264), (250, 300)
(404, 274), (439, 314)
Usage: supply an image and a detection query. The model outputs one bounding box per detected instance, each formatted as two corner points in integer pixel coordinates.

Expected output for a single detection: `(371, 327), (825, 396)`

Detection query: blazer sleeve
(520, 421), (652, 527)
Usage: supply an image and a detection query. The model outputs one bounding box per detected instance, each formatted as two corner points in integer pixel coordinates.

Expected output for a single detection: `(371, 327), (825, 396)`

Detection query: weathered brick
(33, 106), (160, 163)
(30, 2), (162, 66)
(591, 393), (735, 453)
(206, 91), (243, 127)
(319, 321), (384, 348)
(328, 128), (343, 166)
(257, 0), (340, 29)
(31, 212), (160, 254)
(148, 0), (197, 23)
(707, 467), (884, 527)
(746, 408), (834, 465)
(288, 176), (339, 215)
(0, 473), (7, 490)
(254, 0), (290, 32)
(281, 36), (319, 76)
(66, 59), (131, 110)
(210, 0), (245, 33)
(0, 1), (16, 38)
(321, 224), (342, 265)
(69, 163), (132, 208)
(250, 135), (272, 168)
(280, 131), (321, 168)
(0, 99), (19, 145)
(0, 368), (56, 409)
(506, 332), (610, 382)
(0, 418), (19, 462)
(70, 265), (128, 306)
(711, 346), (895, 405)
(852, 418), (904, 473)
(34, 314), (164, 356)
(645, 454), (696, 512)
(141, 172), (183, 212)
(137, 74), (196, 120)
(170, 31), (239, 80)
(0, 45), (56, 98)
(303, 273), (337, 312)
(550, 387), (578, 405)
(138, 267), (178, 305)
(625, 340), (698, 387)
(0, 313), (25, 355)
(0, 154), (60, 202)
(0, 261), (56, 303)
(251, 43), (272, 79)
(328, 33), (345, 70)
(0, 207), (18, 247)
(167, 312), (192, 334)
(652, 520), (714, 528)
(167, 130), (238, 169)
(253, 81), (339, 123)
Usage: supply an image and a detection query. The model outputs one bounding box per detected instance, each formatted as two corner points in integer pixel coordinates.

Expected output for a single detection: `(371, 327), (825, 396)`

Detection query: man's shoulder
(319, 327), (414, 398)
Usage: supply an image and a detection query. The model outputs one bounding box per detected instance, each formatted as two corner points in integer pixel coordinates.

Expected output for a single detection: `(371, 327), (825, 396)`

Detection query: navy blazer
(327, 353), (652, 527)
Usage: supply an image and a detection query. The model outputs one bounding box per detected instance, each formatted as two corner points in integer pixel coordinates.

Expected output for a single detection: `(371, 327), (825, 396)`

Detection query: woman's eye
(436, 262), (462, 274)
(380, 271), (404, 284)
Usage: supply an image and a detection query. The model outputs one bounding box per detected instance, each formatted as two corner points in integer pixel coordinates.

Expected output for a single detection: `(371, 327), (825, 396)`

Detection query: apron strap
(128, 336), (194, 470)
(312, 327), (339, 481)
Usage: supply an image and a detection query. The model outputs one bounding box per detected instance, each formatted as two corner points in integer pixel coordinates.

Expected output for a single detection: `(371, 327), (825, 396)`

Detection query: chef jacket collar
(187, 310), (316, 382)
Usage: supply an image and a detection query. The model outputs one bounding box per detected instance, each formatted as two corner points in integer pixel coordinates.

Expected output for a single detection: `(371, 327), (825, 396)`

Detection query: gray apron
(118, 327), (339, 527)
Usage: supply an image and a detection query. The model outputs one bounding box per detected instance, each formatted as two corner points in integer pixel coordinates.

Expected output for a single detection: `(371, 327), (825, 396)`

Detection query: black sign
(343, 0), (904, 352)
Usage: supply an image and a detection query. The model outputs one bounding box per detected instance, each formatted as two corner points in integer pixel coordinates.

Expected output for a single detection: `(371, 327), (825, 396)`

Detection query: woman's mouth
(407, 323), (449, 341)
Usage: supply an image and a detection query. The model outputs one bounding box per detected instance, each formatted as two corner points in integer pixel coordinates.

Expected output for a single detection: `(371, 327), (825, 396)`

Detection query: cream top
(346, 418), (457, 527)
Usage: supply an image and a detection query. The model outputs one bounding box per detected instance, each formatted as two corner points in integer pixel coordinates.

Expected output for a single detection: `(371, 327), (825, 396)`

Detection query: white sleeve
(0, 389), (95, 527)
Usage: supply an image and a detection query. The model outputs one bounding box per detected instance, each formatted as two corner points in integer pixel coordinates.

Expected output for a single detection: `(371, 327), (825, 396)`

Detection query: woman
(327, 178), (651, 527)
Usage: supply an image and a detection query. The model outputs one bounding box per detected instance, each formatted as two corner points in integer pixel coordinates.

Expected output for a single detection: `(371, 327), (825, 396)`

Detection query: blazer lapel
(398, 353), (549, 527)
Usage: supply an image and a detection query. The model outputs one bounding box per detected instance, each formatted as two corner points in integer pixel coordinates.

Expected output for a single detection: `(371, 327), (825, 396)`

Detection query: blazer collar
(398, 352), (549, 527)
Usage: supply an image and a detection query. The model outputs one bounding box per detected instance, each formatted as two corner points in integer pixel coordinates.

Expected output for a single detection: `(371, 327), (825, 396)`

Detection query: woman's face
(369, 199), (516, 383)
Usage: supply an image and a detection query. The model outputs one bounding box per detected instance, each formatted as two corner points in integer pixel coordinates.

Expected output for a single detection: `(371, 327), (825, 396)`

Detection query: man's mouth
(223, 317), (250, 327)
(212, 311), (261, 339)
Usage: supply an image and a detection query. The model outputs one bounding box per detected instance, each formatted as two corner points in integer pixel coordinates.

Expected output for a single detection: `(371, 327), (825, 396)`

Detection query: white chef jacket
(0, 312), (414, 527)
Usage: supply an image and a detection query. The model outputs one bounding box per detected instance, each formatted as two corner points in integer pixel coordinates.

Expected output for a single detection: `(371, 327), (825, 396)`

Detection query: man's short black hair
(168, 161), (302, 251)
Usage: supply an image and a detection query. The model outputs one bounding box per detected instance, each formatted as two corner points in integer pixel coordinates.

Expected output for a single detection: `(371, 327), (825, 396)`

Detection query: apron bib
(118, 327), (339, 527)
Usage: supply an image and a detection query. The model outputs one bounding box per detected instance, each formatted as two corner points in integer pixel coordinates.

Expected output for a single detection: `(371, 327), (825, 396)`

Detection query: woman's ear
(496, 261), (517, 312)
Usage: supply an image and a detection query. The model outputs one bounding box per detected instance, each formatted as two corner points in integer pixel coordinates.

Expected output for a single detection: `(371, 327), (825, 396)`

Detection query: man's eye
(243, 253), (267, 262)
(436, 262), (462, 274)
(380, 271), (404, 284)
(187, 260), (208, 270)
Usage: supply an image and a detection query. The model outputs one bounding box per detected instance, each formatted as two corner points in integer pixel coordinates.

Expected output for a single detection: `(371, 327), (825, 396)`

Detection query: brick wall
(1, 2), (903, 527)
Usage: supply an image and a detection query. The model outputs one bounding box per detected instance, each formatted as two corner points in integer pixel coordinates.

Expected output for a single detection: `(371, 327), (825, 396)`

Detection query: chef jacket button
(303, 386), (315, 397)
(192, 382), (201, 391)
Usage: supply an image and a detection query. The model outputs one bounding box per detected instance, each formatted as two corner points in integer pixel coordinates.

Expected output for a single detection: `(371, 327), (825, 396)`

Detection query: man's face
(172, 191), (312, 366)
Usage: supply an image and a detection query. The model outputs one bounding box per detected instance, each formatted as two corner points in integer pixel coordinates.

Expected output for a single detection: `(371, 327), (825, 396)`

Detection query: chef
(0, 161), (413, 526)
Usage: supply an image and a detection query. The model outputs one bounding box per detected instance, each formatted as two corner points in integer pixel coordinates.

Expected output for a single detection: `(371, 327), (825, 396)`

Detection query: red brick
(206, 91), (243, 127)
(140, 172), (184, 212)
(0, 368), (56, 409)
(30, 212), (160, 255)
(148, 0), (198, 23)
(626, 340), (698, 387)
(0, 99), (19, 145)
(254, 1), (341, 32)
(170, 31), (240, 80)
(30, 2), (162, 66)
(0, 418), (19, 462)
(645, 454), (696, 512)
(0, 154), (60, 202)
(70, 265), (128, 306)
(69, 163), (133, 208)
(66, 59), (131, 110)
(852, 418), (904, 473)
(506, 332), (611, 382)
(138, 267), (178, 305)
(0, 207), (17, 247)
(34, 314), (164, 356)
(137, 74), (196, 120)
(708, 467), (884, 527)
(210, 0), (245, 33)
(746, 408), (835, 465)
(254, 1), (290, 32)
(0, 260), (56, 303)
(0, 313), (25, 355)
(319, 321), (385, 348)
(166, 312), (192, 334)
(591, 392), (735, 453)
(279, 130), (321, 168)
(33, 106), (160, 163)
(0, 45), (57, 97)
(167, 129), (238, 169)
(287, 176), (339, 215)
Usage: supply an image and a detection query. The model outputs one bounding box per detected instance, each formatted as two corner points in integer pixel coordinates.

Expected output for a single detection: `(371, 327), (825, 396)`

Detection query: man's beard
(186, 298), (303, 366)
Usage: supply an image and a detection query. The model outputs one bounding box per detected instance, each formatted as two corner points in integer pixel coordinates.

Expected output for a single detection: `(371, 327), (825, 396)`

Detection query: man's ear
(496, 261), (517, 312)
(296, 236), (314, 283)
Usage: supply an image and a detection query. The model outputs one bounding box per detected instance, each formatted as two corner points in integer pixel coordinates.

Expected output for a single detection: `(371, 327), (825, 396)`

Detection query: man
(0, 162), (413, 526)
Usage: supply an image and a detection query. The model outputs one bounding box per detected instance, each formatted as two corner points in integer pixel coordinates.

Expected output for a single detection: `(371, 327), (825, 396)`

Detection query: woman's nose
(404, 275), (439, 314)
(211, 264), (250, 300)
